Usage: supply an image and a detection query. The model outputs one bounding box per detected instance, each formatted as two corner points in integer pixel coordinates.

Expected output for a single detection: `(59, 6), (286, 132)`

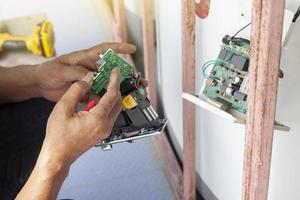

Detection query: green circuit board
(91, 49), (134, 95)
(202, 39), (250, 116)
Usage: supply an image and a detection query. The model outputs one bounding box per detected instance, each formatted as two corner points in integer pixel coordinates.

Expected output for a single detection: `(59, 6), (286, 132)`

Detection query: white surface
(156, 0), (300, 199)
(155, 0), (183, 148)
(0, 0), (107, 56)
(182, 92), (290, 132)
(182, 93), (238, 122)
(58, 139), (174, 200)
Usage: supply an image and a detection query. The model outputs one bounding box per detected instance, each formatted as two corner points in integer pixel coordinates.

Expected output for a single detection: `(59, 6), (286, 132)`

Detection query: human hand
(40, 68), (122, 167)
(16, 68), (122, 200)
(35, 43), (136, 101)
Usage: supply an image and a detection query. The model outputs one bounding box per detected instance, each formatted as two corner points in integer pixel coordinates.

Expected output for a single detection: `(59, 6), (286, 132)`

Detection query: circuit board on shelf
(202, 36), (250, 117)
(181, 34), (290, 131)
(91, 48), (134, 95)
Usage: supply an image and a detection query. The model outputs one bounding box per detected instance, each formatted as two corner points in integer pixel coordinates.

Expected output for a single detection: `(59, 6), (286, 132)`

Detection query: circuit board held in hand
(91, 49), (134, 95)
(90, 48), (168, 150)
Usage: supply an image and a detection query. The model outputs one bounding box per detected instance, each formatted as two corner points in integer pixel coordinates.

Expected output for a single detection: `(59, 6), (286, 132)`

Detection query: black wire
(232, 37), (250, 44)
(231, 22), (251, 39)
(292, 5), (300, 23)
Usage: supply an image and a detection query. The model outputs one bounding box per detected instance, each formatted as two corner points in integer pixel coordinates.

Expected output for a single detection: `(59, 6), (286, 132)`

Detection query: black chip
(233, 91), (247, 101)
(230, 55), (249, 71)
(218, 49), (228, 60)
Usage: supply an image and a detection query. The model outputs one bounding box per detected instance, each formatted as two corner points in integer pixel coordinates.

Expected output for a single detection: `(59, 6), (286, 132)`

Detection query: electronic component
(91, 49), (167, 150)
(222, 35), (231, 45)
(234, 77), (242, 84)
(183, 28), (290, 131)
(239, 74), (249, 94)
(201, 35), (250, 116)
(225, 87), (234, 96)
(91, 49), (134, 95)
(220, 84), (228, 94)
(203, 36), (250, 116)
(233, 91), (247, 101)
(97, 75), (167, 150)
(230, 55), (249, 71)
(218, 48), (229, 60)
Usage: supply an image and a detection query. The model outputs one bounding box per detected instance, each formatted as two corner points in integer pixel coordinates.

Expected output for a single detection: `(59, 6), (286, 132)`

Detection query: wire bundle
(202, 51), (234, 81)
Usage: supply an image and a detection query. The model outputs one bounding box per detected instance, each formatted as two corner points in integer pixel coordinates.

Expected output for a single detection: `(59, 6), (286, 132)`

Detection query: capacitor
(225, 87), (234, 96)
(234, 77), (241, 84)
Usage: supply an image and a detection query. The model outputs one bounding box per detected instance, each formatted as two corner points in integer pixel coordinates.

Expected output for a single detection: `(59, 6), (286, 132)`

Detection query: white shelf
(182, 92), (290, 132)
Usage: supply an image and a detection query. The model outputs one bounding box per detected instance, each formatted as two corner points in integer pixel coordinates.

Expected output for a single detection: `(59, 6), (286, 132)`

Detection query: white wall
(155, 0), (183, 148)
(156, 0), (300, 199)
(0, 0), (108, 55)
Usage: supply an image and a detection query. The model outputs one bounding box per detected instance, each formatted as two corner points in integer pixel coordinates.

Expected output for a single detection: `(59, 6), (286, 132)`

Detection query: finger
(58, 73), (94, 116)
(60, 43), (136, 65)
(108, 98), (123, 122)
(195, 0), (211, 19)
(140, 78), (149, 87)
(60, 65), (90, 81)
(78, 58), (99, 70)
(278, 69), (284, 78)
(90, 68), (120, 116)
(87, 42), (136, 61)
(101, 99), (122, 140)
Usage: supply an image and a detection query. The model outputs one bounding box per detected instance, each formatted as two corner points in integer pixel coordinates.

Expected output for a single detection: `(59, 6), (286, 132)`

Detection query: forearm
(16, 146), (70, 200)
(0, 65), (41, 103)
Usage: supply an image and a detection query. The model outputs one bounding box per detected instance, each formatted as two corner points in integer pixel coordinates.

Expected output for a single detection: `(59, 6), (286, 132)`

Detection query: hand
(40, 68), (122, 166)
(16, 68), (122, 199)
(35, 42), (136, 101)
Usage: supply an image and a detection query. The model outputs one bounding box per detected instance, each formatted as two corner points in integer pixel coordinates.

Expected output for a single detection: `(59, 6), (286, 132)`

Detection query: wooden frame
(181, 0), (196, 199)
(242, 0), (285, 199)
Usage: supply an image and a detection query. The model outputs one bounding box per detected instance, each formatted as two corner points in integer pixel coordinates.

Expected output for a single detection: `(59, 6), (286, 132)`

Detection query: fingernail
(82, 72), (94, 85)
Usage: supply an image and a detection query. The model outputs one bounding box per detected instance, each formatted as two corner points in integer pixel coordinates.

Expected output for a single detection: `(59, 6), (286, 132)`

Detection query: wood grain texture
(112, 0), (128, 42)
(242, 0), (285, 199)
(141, 0), (157, 108)
(182, 0), (196, 199)
(141, 1), (183, 199)
(112, 0), (134, 65)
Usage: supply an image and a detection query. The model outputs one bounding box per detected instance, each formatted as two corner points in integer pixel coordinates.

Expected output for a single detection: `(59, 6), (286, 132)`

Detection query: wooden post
(182, 0), (196, 199)
(112, 0), (128, 42)
(112, 0), (134, 65)
(141, 1), (183, 199)
(141, 0), (157, 108)
(242, 0), (285, 199)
